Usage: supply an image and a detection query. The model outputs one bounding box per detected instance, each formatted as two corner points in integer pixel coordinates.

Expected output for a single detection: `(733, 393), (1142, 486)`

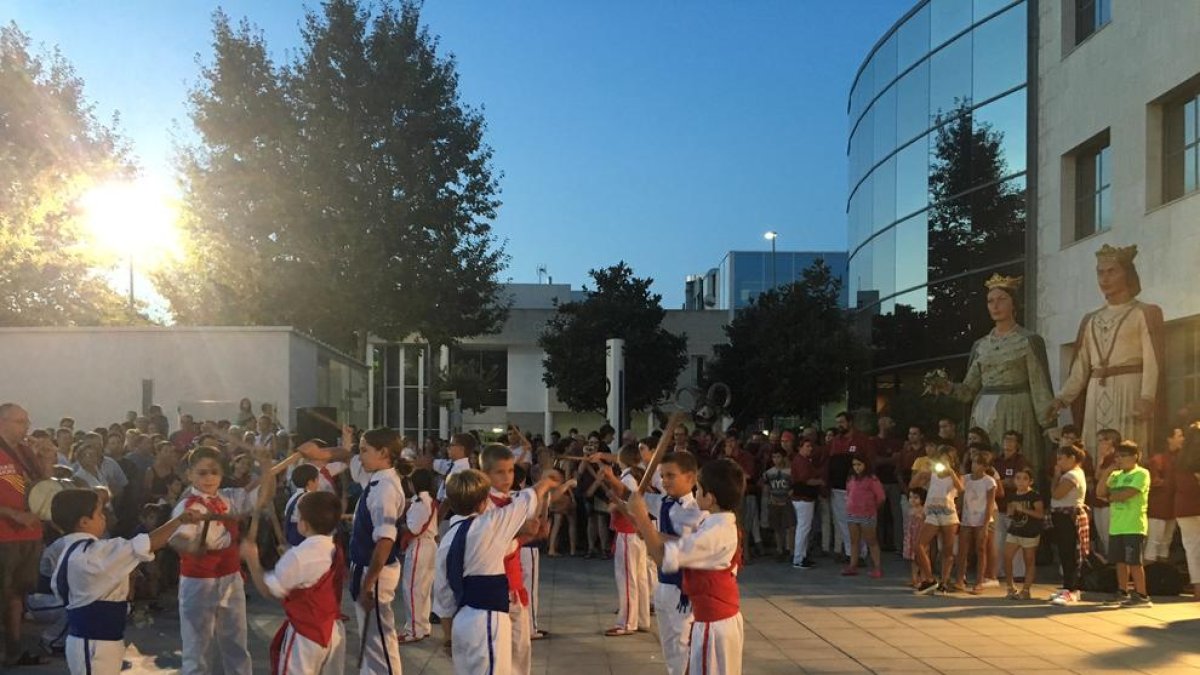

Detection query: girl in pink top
(844, 456), (886, 578)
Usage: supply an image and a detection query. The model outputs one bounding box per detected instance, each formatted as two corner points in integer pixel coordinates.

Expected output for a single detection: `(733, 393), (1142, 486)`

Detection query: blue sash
(349, 478), (401, 567)
(56, 539), (128, 641)
(284, 493), (304, 547)
(657, 498), (690, 612)
(447, 518), (510, 612)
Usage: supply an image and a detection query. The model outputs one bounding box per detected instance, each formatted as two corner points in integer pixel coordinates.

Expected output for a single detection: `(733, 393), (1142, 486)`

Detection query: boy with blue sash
(284, 464), (320, 548)
(50, 488), (197, 675)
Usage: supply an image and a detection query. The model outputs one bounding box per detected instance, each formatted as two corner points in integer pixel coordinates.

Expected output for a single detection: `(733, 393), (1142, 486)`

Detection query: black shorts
(0, 539), (43, 600)
(1109, 533), (1145, 566)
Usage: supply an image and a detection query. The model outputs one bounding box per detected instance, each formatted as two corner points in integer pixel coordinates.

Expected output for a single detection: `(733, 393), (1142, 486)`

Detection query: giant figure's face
(986, 288), (1015, 323)
(1096, 259), (1129, 299)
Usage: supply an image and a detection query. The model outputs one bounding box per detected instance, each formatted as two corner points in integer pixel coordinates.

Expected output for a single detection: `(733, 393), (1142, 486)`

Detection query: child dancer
(912, 446), (963, 595)
(433, 469), (563, 675)
(844, 456), (885, 578)
(597, 443), (651, 636)
(642, 451), (705, 675)
(620, 458), (746, 675)
(241, 491), (346, 675)
(284, 464), (320, 548)
(400, 468), (439, 643)
(51, 488), (197, 675)
(956, 451), (997, 593)
(1003, 468), (1043, 600)
(169, 446), (262, 675)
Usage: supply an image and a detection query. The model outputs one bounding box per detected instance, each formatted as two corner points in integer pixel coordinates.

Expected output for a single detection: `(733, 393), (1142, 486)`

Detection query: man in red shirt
(828, 412), (873, 562)
(790, 438), (824, 568)
(0, 403), (46, 667)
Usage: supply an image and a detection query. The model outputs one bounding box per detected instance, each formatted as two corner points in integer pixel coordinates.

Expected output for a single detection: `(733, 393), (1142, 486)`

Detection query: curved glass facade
(847, 0), (1029, 403)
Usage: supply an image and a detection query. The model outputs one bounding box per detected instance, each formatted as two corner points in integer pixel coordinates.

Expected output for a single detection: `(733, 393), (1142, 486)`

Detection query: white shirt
(405, 491), (438, 544)
(70, 456), (128, 492)
(961, 474), (997, 527)
(264, 534), (338, 599)
(350, 455), (406, 546)
(51, 532), (154, 610)
(644, 492), (704, 538)
(661, 511), (739, 575)
(169, 486), (257, 550)
(1051, 467), (1087, 509)
(433, 457), (472, 501)
(510, 444), (530, 465)
(39, 536), (68, 580)
(433, 488), (539, 618)
(927, 473), (958, 510)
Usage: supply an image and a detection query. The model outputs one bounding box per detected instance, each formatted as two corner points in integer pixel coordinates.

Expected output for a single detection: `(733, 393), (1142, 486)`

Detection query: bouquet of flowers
(922, 368), (950, 396)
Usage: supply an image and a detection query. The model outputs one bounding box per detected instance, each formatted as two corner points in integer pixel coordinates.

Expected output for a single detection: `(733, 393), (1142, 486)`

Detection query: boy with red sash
(50, 489), (198, 675)
(399, 469), (439, 643)
(242, 491), (346, 675)
(432, 469), (566, 675)
(596, 443), (651, 636)
(169, 447), (263, 675)
(619, 458), (746, 675)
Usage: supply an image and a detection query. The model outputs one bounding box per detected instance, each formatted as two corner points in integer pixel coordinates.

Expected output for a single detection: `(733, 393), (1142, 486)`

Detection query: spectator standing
(1146, 427), (1183, 562)
(0, 403), (47, 667)
(1098, 441), (1153, 608)
(724, 437), (762, 556)
(992, 431), (1031, 581)
(789, 439), (822, 569)
(235, 398), (255, 427)
(171, 414), (199, 453)
(844, 456), (885, 578)
(1090, 428), (1122, 558)
(1173, 427), (1200, 601)
(872, 416), (903, 551)
(828, 412), (873, 562)
(1048, 445), (1089, 606)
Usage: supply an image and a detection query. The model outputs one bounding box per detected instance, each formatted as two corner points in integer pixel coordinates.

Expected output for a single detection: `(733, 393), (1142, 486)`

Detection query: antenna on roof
(536, 264), (548, 284)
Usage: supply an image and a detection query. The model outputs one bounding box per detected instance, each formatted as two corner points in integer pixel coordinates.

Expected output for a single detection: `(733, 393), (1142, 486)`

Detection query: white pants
(689, 613), (744, 675)
(994, 514), (1025, 578)
(831, 489), (850, 556)
(509, 600), (531, 675)
(402, 538), (437, 639)
(352, 563), (402, 675)
(66, 635), (125, 675)
(1176, 515), (1200, 584)
(179, 573), (252, 675)
(613, 532), (649, 631)
(1093, 507), (1111, 558)
(1147, 518), (1178, 561)
(654, 583), (693, 675)
(452, 606), (511, 675)
(791, 500), (815, 565)
(519, 547), (540, 633)
(275, 622), (345, 675)
(742, 495), (761, 545)
(25, 592), (66, 649)
(645, 557), (659, 611)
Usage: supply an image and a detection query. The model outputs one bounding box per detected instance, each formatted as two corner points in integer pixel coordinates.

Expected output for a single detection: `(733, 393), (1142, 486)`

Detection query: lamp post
(764, 230), (778, 290)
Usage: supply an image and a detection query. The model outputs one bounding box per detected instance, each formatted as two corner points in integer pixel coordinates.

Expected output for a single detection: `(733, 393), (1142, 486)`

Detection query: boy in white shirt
(596, 443), (650, 636)
(284, 464), (320, 548)
(400, 468), (439, 643)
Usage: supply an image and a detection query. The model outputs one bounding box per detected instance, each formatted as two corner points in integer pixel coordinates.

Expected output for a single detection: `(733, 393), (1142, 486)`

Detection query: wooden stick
(269, 451), (303, 476)
(637, 412), (686, 494)
(247, 454), (280, 544)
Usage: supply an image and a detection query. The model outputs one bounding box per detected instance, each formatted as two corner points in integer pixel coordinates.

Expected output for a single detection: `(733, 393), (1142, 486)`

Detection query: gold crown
(984, 273), (1022, 291)
(1095, 244), (1138, 264)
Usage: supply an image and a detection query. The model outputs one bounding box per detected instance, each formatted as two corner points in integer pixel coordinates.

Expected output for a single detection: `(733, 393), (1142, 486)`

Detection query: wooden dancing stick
(246, 452), (280, 544)
(637, 412), (687, 494)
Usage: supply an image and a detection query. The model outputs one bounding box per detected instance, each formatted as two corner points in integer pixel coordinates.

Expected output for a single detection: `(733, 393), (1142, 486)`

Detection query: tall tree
(539, 262), (688, 416)
(709, 259), (863, 425)
(158, 0), (507, 352)
(0, 23), (136, 325)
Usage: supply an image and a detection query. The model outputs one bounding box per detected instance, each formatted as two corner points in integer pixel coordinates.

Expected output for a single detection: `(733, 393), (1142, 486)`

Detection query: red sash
(488, 494), (529, 606)
(270, 546), (346, 673)
(610, 511), (637, 534)
(180, 494), (241, 579)
(318, 465), (338, 493)
(682, 546), (741, 623)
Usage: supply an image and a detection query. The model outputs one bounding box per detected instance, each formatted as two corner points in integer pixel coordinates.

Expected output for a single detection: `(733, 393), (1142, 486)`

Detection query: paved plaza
(20, 552), (1199, 674)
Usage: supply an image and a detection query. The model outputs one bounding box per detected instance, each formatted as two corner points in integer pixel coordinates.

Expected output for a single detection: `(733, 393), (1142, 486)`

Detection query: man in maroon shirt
(790, 438), (824, 568)
(724, 436), (763, 556)
(829, 412), (873, 562)
(872, 416), (904, 551)
(0, 403), (46, 667)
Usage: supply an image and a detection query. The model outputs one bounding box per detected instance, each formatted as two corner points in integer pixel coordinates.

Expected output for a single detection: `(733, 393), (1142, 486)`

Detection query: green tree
(430, 359), (501, 415)
(539, 262), (688, 416)
(0, 23), (137, 325)
(709, 259), (863, 425)
(158, 0), (507, 352)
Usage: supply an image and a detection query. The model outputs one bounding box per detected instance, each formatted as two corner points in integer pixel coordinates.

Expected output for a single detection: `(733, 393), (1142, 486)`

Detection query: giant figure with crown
(930, 273), (1056, 471)
(1049, 244), (1166, 454)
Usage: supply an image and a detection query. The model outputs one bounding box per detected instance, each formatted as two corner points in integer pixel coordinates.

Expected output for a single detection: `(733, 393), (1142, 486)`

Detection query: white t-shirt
(961, 474), (997, 527)
(927, 472), (958, 510)
(1050, 467), (1086, 509)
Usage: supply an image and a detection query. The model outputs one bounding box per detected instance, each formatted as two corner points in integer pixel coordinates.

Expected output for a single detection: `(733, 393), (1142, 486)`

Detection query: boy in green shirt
(1096, 441), (1151, 608)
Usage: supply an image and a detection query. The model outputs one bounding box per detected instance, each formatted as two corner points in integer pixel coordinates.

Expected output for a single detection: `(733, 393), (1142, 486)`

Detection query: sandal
(531, 630), (550, 640)
(604, 627), (635, 637)
(1006, 588), (1020, 600)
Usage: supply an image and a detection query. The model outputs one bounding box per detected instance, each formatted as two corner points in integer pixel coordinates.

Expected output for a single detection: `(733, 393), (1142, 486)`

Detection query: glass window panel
(849, 127), (863, 186)
(1187, 146), (1198, 194)
(897, 3), (930, 71)
(854, 244), (875, 308)
(972, 3), (1026, 103)
(929, 32), (973, 123)
(848, 255), (862, 309)
(853, 179), (873, 248)
(973, 88), (1027, 177)
(974, 0), (1013, 20)
(896, 60), (931, 144)
(385, 345), (400, 387)
(384, 388), (399, 428)
(874, 34), (898, 97)
(1097, 187), (1112, 231)
(894, 212), (929, 294)
(857, 108), (875, 178)
(873, 87), (897, 161)
(404, 345), (421, 386)
(871, 227), (897, 302)
(1186, 98), (1197, 144)
(931, 0), (973, 49)
(896, 134), (930, 218)
(873, 156), (897, 233)
(852, 60), (874, 123)
(1165, 148), (1185, 201)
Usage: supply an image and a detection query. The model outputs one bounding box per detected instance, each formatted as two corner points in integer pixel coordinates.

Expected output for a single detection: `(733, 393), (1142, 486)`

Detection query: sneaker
(1048, 588), (1067, 601)
(979, 578), (1000, 589)
(1119, 593), (1153, 609)
(1051, 590), (1078, 606)
(1102, 591), (1130, 608)
(868, 569), (883, 579)
(915, 580), (938, 595)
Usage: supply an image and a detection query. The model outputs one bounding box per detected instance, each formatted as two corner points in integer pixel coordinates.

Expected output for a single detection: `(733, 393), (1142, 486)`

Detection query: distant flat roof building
(684, 250), (848, 314)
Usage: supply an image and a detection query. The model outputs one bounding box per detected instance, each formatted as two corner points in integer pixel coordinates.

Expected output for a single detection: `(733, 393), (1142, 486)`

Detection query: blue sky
(5, 0), (911, 308)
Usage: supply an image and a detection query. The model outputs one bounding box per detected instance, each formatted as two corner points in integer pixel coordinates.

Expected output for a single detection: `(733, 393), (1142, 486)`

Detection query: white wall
(506, 346), (547, 414)
(0, 327), (293, 430)
(1035, 2), (1200, 383)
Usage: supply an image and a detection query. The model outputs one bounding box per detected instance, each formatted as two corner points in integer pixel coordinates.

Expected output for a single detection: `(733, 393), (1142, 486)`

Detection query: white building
(1034, 1), (1200, 412)
(0, 326), (369, 430)
(371, 283), (729, 442)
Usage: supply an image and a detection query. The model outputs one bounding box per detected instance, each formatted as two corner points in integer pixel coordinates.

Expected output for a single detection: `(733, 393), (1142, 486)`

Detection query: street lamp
(764, 230), (778, 290)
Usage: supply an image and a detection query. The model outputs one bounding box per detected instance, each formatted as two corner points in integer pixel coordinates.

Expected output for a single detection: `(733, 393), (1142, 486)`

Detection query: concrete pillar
(439, 345), (451, 439)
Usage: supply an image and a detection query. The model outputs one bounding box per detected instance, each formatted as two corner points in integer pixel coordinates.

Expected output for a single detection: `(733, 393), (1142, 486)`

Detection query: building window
(1074, 0), (1111, 45)
(1074, 140), (1112, 241)
(1165, 92), (1200, 202)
